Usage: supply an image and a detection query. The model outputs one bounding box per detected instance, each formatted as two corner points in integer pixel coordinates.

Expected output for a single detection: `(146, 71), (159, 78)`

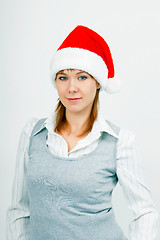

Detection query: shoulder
(15, 118), (41, 165)
(105, 118), (136, 144)
(117, 127), (136, 149)
(105, 118), (136, 141)
(20, 117), (40, 138)
(119, 128), (136, 140)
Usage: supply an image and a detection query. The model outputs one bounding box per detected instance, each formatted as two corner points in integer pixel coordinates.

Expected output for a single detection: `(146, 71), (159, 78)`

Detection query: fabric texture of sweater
(26, 118), (127, 240)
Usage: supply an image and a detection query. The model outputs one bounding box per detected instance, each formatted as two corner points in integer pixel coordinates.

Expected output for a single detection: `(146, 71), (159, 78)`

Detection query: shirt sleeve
(116, 128), (159, 240)
(6, 118), (39, 240)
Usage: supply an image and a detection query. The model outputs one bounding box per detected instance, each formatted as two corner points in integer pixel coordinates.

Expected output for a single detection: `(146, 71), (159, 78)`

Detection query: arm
(116, 129), (158, 240)
(6, 118), (39, 240)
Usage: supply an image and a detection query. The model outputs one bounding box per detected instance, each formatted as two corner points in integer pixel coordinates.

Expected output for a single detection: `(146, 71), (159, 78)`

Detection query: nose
(68, 78), (78, 93)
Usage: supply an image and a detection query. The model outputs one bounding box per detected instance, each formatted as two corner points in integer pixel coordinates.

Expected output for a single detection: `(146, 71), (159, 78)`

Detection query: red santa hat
(50, 25), (121, 93)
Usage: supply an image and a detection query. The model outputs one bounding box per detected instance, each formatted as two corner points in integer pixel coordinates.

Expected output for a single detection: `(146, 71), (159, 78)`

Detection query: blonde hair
(54, 69), (100, 138)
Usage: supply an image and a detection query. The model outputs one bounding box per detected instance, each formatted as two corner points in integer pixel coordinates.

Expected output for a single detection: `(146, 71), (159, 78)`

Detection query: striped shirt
(6, 111), (158, 240)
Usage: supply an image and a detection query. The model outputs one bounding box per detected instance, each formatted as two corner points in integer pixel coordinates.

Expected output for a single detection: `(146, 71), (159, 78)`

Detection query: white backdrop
(1, 0), (160, 239)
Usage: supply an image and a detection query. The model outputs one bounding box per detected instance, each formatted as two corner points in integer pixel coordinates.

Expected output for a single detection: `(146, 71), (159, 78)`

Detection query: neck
(65, 109), (91, 135)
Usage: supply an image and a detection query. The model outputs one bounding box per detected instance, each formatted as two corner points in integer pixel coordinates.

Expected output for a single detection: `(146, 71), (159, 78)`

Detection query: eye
(78, 76), (87, 80)
(58, 76), (67, 81)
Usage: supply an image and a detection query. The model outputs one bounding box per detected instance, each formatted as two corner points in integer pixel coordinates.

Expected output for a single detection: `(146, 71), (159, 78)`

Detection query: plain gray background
(1, 0), (160, 239)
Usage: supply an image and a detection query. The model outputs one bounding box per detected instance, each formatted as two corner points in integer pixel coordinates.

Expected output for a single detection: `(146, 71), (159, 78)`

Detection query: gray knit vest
(26, 118), (127, 240)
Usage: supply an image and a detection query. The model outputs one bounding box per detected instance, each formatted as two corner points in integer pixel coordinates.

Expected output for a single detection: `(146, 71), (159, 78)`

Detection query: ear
(96, 82), (101, 89)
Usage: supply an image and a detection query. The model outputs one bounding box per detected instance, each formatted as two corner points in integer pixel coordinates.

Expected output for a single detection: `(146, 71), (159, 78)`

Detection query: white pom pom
(105, 77), (122, 94)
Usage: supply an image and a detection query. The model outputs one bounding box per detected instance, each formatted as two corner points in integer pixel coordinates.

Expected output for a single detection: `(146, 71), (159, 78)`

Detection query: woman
(6, 25), (158, 240)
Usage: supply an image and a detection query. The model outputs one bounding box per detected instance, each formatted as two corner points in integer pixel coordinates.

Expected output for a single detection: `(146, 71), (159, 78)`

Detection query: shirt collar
(93, 112), (119, 138)
(33, 110), (119, 139)
(33, 119), (48, 136)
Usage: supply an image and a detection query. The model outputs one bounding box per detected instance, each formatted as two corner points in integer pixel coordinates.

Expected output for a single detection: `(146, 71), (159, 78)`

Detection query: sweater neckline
(42, 128), (103, 161)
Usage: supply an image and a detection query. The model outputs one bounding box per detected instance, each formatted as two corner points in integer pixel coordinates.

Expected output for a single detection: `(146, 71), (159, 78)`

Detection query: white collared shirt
(6, 111), (158, 240)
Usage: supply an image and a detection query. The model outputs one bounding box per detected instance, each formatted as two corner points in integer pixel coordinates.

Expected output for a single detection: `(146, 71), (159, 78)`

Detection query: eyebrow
(57, 71), (88, 75)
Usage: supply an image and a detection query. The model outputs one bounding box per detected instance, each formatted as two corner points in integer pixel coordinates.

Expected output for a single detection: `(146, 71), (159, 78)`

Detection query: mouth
(67, 97), (82, 103)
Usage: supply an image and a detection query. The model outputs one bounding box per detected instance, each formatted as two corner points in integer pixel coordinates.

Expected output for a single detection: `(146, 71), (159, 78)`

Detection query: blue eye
(59, 77), (67, 81)
(79, 76), (87, 80)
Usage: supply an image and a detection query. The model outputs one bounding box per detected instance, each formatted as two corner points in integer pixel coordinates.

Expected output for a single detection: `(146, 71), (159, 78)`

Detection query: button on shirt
(6, 111), (158, 240)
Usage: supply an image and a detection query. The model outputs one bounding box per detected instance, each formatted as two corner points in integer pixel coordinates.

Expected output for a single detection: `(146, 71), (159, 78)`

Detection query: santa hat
(50, 25), (121, 93)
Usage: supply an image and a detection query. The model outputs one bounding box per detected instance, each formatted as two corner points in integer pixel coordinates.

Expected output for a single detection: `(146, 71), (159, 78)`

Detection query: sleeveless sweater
(26, 118), (127, 240)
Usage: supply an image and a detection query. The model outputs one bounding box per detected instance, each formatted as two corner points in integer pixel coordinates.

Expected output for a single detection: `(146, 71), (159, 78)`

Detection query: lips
(67, 98), (81, 100)
(67, 97), (82, 102)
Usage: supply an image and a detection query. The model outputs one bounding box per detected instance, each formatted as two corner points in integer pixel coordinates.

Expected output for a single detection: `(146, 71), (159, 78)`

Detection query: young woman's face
(55, 69), (101, 114)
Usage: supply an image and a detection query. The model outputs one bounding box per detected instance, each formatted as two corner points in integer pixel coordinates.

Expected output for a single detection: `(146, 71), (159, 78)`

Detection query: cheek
(85, 82), (97, 95)
(56, 83), (66, 96)
(83, 89), (97, 104)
